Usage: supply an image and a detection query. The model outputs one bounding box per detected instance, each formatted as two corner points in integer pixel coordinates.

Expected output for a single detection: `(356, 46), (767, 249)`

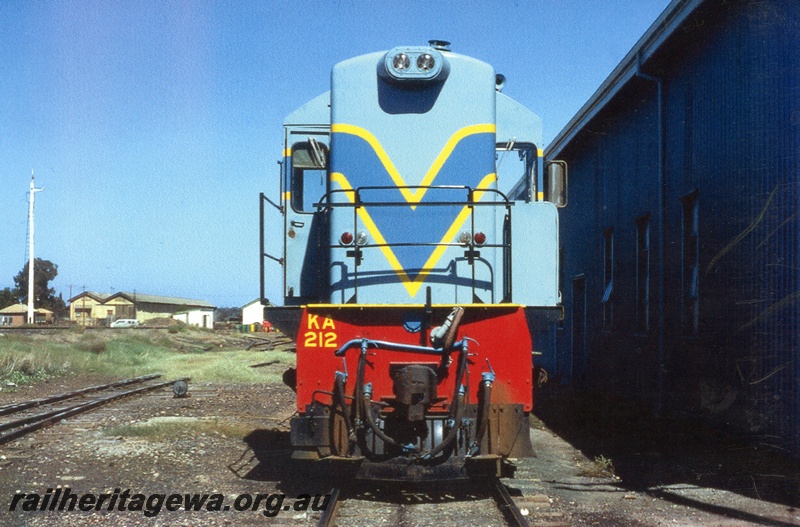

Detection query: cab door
(283, 129), (330, 304)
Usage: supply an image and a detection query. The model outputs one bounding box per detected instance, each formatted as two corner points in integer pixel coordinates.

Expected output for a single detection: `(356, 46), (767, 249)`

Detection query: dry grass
(103, 416), (254, 440)
(0, 328), (295, 387)
(578, 455), (616, 478)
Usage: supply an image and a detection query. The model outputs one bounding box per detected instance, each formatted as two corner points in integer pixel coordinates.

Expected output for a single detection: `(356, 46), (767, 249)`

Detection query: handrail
(334, 337), (465, 357)
(314, 184), (513, 210)
(319, 183), (513, 303)
(260, 193), (283, 306)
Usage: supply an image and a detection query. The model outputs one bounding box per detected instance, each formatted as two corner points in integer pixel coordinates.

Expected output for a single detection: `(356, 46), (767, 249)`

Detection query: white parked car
(110, 319), (141, 328)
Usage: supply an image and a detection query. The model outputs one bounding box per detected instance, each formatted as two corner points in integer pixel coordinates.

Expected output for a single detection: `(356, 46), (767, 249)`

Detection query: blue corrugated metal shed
(546, 0), (800, 456)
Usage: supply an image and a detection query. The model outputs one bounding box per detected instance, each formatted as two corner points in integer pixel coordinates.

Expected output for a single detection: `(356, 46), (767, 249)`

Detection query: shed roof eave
(545, 0), (704, 159)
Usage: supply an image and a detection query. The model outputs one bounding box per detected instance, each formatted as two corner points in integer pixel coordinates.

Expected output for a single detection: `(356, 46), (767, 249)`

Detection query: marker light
(458, 231), (471, 244)
(474, 232), (487, 245)
(392, 53), (410, 71)
(340, 232), (354, 245)
(417, 53), (435, 71)
(355, 232), (368, 246)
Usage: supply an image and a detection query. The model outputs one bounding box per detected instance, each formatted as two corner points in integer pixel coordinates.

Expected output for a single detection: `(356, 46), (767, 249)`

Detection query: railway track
(316, 479), (531, 527)
(492, 478), (532, 527)
(0, 374), (190, 445)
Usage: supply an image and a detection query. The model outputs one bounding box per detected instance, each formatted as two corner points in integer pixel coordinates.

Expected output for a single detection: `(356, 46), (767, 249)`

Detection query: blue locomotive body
(261, 42), (565, 480)
(327, 47), (498, 304)
(269, 42), (562, 310)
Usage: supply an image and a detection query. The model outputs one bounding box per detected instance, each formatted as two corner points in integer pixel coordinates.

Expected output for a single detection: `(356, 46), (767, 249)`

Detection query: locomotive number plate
(303, 315), (338, 348)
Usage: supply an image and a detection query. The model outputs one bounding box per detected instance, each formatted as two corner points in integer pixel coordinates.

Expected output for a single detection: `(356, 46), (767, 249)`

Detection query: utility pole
(27, 171), (44, 324)
(81, 285), (86, 326)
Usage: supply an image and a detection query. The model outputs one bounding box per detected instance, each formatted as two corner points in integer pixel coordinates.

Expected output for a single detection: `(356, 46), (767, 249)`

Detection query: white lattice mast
(27, 171), (44, 324)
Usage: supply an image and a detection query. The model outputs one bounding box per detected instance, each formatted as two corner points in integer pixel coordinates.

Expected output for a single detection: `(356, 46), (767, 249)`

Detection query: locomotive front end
(265, 41), (563, 481)
(291, 304), (536, 480)
(328, 43), (500, 305)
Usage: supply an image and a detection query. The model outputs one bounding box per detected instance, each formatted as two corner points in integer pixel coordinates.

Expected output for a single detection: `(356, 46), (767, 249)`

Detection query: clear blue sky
(0, 1), (670, 308)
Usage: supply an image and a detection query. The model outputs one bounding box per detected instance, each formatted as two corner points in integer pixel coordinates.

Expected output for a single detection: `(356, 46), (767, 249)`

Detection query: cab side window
(291, 139), (328, 212)
(496, 142), (536, 198)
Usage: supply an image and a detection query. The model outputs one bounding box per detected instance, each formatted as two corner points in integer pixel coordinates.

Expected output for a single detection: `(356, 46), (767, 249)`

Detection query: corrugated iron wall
(552, 0), (800, 454)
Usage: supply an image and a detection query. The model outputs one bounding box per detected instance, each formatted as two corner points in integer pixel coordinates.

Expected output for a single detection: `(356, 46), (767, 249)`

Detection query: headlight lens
(417, 53), (435, 71)
(383, 47), (448, 82)
(392, 53), (410, 71)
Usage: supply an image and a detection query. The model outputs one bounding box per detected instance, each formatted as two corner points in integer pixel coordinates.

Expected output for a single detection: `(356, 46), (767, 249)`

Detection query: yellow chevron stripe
(330, 173), (407, 285)
(409, 172), (497, 297)
(330, 171), (497, 298)
(331, 123), (495, 208)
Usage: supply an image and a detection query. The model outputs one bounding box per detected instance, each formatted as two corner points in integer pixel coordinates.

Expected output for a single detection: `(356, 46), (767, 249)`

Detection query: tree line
(1, 260), (244, 322)
(0, 258), (68, 317)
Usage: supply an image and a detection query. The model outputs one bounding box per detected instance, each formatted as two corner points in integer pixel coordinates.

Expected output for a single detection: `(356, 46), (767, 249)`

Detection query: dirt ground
(0, 352), (798, 526)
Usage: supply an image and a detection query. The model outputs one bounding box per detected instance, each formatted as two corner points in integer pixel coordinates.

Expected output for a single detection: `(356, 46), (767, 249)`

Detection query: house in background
(0, 304), (54, 326)
(69, 292), (138, 324)
(69, 291), (216, 327)
(241, 299), (265, 325)
(172, 307), (216, 329)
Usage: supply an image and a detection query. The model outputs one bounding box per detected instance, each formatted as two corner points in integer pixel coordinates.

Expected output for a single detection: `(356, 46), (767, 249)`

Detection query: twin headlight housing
(383, 46), (449, 83)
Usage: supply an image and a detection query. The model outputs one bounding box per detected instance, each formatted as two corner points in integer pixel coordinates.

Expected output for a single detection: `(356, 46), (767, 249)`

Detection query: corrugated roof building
(0, 304), (54, 326)
(69, 291), (216, 327)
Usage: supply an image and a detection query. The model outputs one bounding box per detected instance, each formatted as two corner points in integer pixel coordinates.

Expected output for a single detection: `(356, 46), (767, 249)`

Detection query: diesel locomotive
(260, 41), (566, 480)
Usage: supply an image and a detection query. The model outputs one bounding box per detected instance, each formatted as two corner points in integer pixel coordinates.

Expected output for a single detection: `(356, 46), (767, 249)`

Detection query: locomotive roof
(283, 91), (330, 126)
(283, 47), (542, 147)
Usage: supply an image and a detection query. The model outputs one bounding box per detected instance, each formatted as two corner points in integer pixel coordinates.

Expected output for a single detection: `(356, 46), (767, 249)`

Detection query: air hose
(468, 369), (495, 457)
(361, 382), (399, 447)
(332, 337), (473, 461)
(332, 371), (355, 455)
(420, 339), (470, 461)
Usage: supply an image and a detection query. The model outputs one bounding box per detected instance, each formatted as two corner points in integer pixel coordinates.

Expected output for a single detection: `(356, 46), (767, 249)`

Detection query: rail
(0, 376), (190, 445)
(493, 479), (531, 527)
(0, 374), (161, 417)
(315, 487), (341, 527)
(313, 480), (530, 527)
